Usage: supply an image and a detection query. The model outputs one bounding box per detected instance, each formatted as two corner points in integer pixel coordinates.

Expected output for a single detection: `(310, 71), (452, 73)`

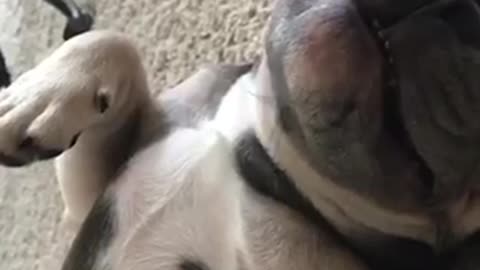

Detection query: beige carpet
(0, 0), (271, 269)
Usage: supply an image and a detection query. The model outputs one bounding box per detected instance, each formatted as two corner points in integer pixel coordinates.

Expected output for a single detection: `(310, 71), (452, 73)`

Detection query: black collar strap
(233, 132), (439, 270)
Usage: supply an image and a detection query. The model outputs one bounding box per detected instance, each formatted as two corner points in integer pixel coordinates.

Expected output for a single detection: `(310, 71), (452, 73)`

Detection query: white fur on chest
(89, 73), (260, 270)
(108, 126), (247, 270)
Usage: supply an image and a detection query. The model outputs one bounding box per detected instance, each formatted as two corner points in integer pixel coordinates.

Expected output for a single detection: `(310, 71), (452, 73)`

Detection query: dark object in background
(44, 0), (94, 41)
(0, 49), (10, 87)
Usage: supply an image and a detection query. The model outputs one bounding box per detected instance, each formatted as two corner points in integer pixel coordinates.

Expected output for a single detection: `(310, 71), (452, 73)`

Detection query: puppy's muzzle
(0, 133), (80, 167)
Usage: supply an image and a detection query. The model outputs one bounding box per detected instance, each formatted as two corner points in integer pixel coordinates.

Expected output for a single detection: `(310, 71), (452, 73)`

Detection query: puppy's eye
(95, 93), (109, 114)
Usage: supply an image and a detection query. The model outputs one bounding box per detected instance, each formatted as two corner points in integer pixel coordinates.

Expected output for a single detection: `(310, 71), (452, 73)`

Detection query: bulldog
(1, 0), (480, 270)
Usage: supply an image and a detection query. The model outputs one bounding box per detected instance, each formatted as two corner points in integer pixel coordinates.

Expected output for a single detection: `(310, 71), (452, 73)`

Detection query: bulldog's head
(261, 0), (480, 213)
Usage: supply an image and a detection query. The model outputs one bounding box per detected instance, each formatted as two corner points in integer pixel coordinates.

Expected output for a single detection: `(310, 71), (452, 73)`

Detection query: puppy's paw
(0, 56), (103, 167)
(0, 31), (145, 167)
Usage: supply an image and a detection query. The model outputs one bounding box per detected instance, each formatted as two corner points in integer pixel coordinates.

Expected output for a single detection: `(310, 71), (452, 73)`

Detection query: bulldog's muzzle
(263, 0), (480, 211)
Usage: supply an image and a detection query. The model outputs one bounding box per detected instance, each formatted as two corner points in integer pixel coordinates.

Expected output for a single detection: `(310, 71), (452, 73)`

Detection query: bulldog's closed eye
(95, 93), (109, 113)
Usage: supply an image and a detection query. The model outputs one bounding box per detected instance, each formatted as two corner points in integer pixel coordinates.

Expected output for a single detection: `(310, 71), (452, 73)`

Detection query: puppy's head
(262, 0), (480, 212)
(0, 31), (146, 167)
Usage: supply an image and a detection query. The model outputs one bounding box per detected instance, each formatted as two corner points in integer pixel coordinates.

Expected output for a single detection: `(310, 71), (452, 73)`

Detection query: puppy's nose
(18, 135), (64, 160)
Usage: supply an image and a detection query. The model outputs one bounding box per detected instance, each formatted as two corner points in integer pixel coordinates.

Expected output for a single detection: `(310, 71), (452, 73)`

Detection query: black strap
(234, 132), (439, 270)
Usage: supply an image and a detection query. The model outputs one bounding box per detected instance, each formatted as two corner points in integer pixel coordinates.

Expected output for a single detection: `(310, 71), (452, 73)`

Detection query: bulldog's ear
(270, 0), (437, 26)
(355, 0), (478, 29)
(382, 0), (480, 202)
(354, 0), (434, 25)
(440, 0), (480, 49)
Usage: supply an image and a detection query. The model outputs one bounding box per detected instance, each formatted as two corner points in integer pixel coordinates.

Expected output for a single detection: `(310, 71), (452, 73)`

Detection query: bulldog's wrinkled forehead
(264, 0), (383, 133)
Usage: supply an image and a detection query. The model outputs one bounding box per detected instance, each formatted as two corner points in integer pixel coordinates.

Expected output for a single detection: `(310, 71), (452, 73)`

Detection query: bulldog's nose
(18, 135), (64, 160)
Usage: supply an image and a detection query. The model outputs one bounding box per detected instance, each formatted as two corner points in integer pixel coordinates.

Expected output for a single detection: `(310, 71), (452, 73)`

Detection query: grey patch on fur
(102, 107), (162, 184)
(61, 194), (115, 270)
(178, 259), (210, 270)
